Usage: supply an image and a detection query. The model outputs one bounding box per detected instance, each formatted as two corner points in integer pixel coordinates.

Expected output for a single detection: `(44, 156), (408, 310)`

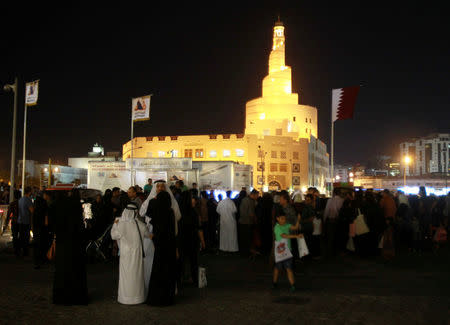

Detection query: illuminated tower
(245, 19), (317, 139)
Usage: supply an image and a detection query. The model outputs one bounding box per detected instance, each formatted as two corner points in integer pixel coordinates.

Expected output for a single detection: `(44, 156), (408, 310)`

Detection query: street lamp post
(403, 156), (411, 187)
(4, 78), (18, 203)
(258, 146), (266, 192)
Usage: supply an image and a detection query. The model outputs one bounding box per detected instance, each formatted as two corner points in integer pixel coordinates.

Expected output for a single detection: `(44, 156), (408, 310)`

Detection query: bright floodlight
(404, 156), (411, 164)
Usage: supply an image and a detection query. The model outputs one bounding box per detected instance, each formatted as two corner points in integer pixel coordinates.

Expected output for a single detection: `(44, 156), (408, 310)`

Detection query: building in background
(333, 164), (352, 183)
(18, 160), (87, 188)
(400, 133), (450, 176)
(123, 20), (329, 193)
(68, 143), (122, 170)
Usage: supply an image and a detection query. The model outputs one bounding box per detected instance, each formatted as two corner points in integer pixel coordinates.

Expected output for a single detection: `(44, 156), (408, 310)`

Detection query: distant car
(46, 184), (102, 202)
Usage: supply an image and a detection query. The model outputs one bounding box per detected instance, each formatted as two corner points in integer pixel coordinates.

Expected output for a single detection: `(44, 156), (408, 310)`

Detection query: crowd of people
(1, 177), (449, 305)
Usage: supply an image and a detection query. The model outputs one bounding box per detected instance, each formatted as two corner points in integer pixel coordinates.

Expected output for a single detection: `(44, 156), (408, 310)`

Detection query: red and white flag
(331, 86), (360, 122)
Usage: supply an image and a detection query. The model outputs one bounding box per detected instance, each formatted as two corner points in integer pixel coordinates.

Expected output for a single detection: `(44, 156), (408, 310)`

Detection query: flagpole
(331, 118), (334, 191)
(21, 98), (28, 194)
(8, 77), (18, 203)
(130, 106), (134, 187)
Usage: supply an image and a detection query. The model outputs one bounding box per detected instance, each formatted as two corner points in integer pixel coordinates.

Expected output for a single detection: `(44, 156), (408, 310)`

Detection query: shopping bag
(47, 239), (56, 261)
(346, 237), (355, 252)
(378, 235), (384, 249)
(274, 239), (293, 263)
(354, 209), (370, 236)
(198, 267), (207, 288)
(297, 237), (309, 258)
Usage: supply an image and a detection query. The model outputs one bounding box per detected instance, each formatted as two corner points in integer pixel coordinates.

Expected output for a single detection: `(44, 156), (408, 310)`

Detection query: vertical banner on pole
(25, 80), (39, 106)
(130, 95), (152, 186)
(22, 80), (39, 193)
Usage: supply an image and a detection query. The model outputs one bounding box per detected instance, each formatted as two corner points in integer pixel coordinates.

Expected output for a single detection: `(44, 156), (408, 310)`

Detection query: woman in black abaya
(51, 189), (88, 305)
(147, 191), (177, 306)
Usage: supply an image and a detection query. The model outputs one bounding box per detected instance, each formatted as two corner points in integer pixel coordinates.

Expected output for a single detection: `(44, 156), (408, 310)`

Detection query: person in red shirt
(380, 189), (397, 220)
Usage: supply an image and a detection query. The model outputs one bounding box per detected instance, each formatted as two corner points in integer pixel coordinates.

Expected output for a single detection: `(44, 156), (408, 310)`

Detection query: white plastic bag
(297, 237), (309, 258)
(355, 209), (370, 235)
(346, 237), (355, 252)
(274, 239), (293, 263)
(198, 267), (207, 288)
(378, 235), (384, 249)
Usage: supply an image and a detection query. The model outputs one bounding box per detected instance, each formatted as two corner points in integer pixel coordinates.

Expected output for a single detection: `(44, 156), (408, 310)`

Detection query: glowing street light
(403, 156), (411, 187)
(335, 175), (340, 181)
(404, 156), (411, 165)
(349, 172), (354, 178)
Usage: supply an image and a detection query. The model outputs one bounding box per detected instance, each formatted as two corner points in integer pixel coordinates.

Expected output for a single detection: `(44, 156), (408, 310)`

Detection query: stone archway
(268, 180), (281, 191)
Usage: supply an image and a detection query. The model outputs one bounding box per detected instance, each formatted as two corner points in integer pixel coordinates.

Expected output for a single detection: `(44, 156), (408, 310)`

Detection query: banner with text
(132, 95), (151, 122)
(25, 80), (39, 106)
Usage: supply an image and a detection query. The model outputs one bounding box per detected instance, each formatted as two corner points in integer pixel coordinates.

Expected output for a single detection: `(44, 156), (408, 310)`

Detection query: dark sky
(0, 3), (448, 172)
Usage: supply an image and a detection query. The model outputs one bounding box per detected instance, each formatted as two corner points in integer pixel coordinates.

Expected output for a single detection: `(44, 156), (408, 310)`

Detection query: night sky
(0, 3), (448, 173)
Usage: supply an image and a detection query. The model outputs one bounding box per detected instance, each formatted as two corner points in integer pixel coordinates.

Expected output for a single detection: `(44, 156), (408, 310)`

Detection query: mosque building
(123, 19), (329, 193)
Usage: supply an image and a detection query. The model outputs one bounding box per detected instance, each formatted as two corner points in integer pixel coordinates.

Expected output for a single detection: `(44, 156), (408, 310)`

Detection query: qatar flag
(331, 86), (360, 122)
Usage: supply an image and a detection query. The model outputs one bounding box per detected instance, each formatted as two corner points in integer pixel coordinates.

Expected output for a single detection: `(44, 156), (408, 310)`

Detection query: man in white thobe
(216, 191), (239, 252)
(111, 203), (150, 304)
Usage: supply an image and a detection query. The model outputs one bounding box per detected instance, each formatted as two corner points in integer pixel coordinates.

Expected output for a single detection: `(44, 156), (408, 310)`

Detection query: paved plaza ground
(1, 233), (449, 325)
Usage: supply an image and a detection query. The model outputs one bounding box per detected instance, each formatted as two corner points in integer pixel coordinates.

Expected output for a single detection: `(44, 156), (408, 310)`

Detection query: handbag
(198, 267), (207, 288)
(297, 237), (309, 258)
(274, 239), (293, 263)
(354, 209), (370, 236)
(47, 239), (56, 261)
(135, 219), (145, 258)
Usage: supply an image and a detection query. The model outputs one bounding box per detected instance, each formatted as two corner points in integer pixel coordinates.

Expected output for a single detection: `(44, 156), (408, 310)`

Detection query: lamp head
(3, 84), (16, 92)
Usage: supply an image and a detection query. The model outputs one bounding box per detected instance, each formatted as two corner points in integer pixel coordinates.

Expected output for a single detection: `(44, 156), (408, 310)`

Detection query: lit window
(271, 151), (277, 159)
(195, 149), (204, 158)
(223, 150), (231, 158)
(158, 151), (165, 157)
(209, 150), (217, 158)
(236, 149), (244, 157)
(172, 150), (178, 157)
